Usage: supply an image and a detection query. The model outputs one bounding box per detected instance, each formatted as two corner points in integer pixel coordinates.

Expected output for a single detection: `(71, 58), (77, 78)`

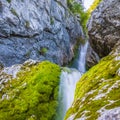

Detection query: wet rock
(86, 43), (100, 69)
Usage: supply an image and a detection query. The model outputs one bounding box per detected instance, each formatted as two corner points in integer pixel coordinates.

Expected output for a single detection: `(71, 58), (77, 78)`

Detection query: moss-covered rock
(0, 60), (61, 120)
(65, 45), (120, 120)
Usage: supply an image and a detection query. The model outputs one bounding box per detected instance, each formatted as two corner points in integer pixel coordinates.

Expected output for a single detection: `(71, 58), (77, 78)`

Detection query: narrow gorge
(0, 0), (120, 120)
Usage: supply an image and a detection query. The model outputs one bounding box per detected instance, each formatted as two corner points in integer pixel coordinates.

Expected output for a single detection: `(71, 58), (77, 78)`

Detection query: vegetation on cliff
(67, 0), (88, 32)
(87, 0), (102, 16)
(67, 0), (102, 32)
(65, 45), (120, 119)
(0, 61), (61, 120)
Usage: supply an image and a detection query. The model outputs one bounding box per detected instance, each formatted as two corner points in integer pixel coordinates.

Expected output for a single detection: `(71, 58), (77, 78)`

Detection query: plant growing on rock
(50, 17), (54, 25)
(6, 0), (11, 3)
(10, 8), (19, 17)
(40, 47), (48, 55)
(25, 21), (30, 28)
(67, 0), (89, 32)
(0, 61), (61, 120)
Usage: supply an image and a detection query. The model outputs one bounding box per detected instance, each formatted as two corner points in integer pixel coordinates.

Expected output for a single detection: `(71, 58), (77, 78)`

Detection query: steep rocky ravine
(0, 0), (120, 120)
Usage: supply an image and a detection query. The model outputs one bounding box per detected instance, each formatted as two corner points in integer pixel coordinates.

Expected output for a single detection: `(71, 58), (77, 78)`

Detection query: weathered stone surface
(87, 0), (120, 58)
(65, 41), (120, 120)
(86, 43), (100, 69)
(0, 0), (84, 67)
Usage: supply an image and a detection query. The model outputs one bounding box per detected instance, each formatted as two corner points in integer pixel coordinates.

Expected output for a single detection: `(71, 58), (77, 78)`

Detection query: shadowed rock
(88, 0), (120, 58)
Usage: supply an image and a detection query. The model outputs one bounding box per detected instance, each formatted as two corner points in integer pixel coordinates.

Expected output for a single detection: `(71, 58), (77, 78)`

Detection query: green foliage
(10, 8), (19, 17)
(50, 17), (54, 25)
(0, 61), (61, 120)
(6, 0), (11, 3)
(65, 51), (120, 119)
(67, 0), (89, 32)
(40, 47), (48, 55)
(67, 0), (102, 33)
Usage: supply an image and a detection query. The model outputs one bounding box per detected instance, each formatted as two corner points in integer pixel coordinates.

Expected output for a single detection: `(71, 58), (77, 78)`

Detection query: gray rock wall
(86, 43), (100, 69)
(87, 0), (120, 58)
(0, 0), (83, 67)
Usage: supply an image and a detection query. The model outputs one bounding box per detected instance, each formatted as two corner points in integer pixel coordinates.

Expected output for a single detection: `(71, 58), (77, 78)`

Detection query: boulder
(87, 0), (120, 58)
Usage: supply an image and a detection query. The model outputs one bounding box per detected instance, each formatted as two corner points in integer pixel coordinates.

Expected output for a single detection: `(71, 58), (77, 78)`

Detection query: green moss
(105, 100), (120, 109)
(65, 51), (120, 119)
(0, 61), (61, 120)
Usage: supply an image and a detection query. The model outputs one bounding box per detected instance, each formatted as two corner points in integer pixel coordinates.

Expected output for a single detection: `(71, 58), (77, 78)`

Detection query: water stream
(56, 42), (88, 120)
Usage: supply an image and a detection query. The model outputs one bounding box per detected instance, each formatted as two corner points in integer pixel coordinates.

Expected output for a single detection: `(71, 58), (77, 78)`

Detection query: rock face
(65, 42), (120, 120)
(87, 0), (120, 58)
(0, 60), (61, 120)
(0, 0), (83, 67)
(86, 43), (100, 69)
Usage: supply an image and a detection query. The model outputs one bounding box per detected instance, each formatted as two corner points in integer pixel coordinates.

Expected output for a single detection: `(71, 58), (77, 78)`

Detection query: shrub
(40, 47), (48, 55)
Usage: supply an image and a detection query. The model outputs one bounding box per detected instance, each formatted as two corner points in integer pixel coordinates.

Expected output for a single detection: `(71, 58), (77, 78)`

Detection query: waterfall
(77, 42), (88, 73)
(56, 42), (88, 120)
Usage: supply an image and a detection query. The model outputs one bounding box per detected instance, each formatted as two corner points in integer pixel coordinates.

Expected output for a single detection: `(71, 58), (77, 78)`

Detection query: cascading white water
(56, 69), (81, 120)
(78, 42), (88, 73)
(56, 42), (88, 120)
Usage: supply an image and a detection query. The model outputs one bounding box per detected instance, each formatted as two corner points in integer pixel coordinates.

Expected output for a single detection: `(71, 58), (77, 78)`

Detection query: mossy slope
(65, 45), (120, 120)
(0, 61), (61, 120)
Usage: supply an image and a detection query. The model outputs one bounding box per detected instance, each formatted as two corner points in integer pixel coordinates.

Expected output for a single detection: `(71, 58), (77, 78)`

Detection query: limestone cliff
(0, 0), (83, 67)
